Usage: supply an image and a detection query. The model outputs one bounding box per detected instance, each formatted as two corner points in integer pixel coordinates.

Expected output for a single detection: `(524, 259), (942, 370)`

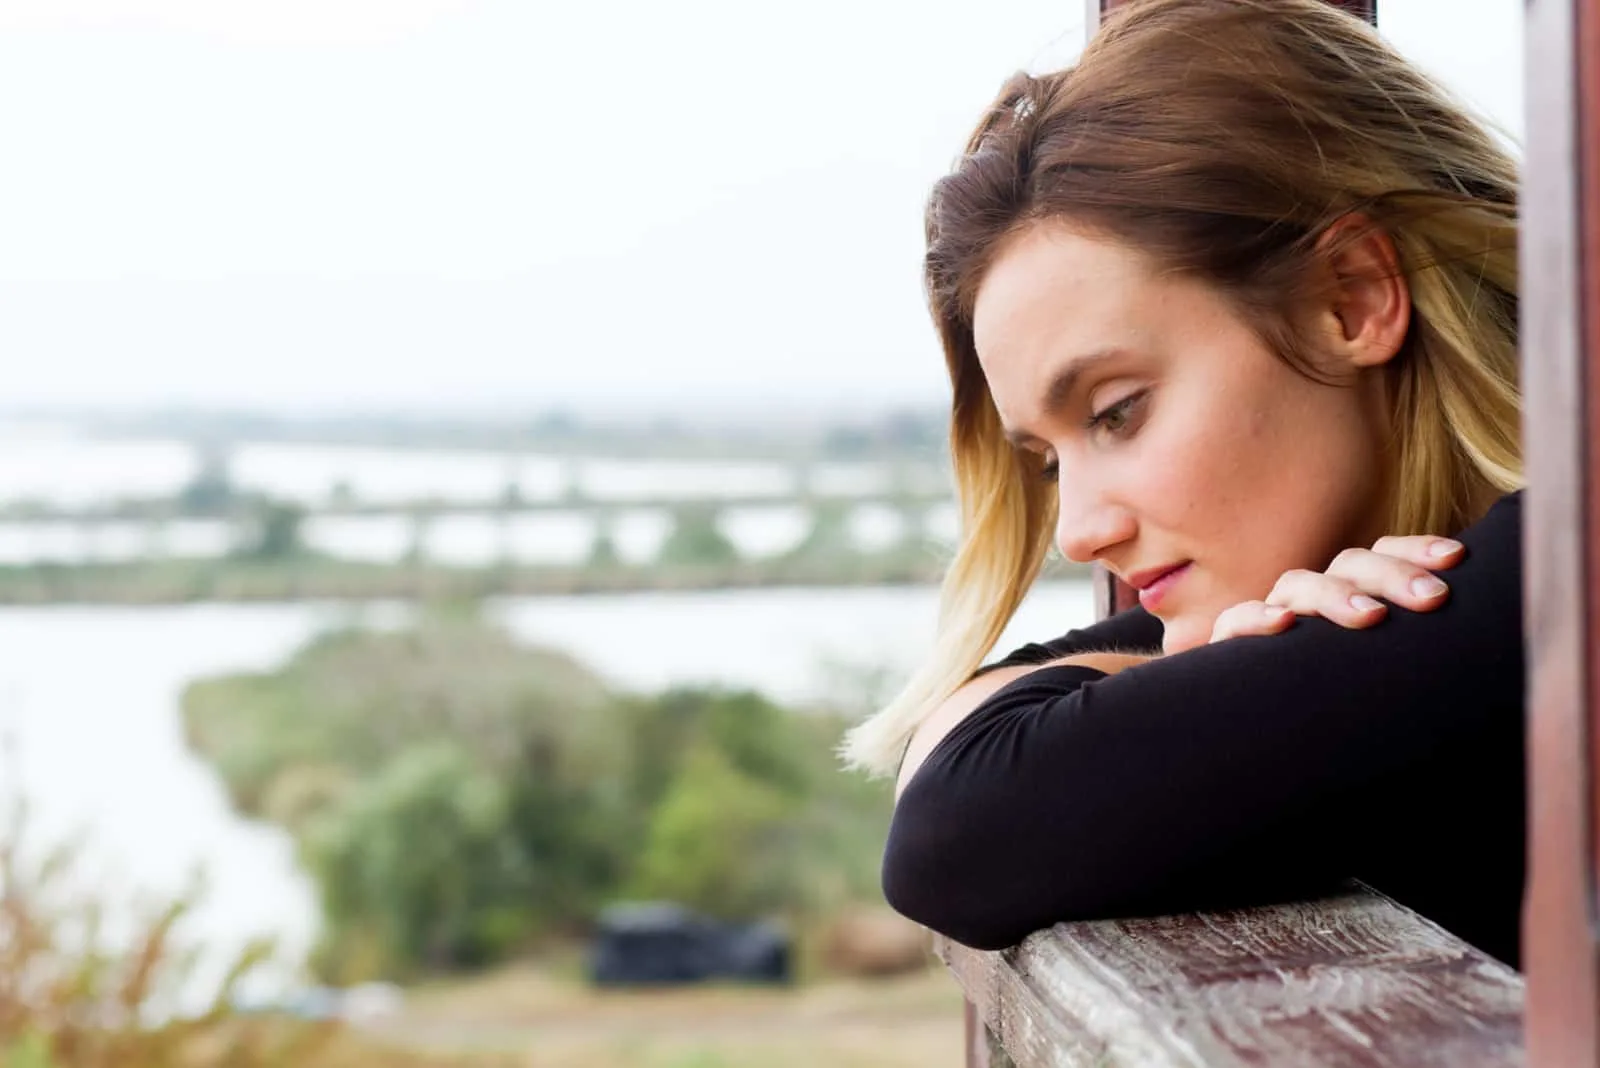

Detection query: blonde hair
(843, 0), (1522, 777)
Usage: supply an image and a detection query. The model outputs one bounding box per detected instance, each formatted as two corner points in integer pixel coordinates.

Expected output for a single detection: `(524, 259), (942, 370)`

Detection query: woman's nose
(1055, 486), (1136, 564)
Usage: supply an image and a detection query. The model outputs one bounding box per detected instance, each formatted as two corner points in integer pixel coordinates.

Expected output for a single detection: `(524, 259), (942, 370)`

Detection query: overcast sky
(0, 0), (1523, 418)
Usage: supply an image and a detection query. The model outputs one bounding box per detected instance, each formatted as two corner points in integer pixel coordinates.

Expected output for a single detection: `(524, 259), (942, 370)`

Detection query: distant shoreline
(0, 555), (1091, 606)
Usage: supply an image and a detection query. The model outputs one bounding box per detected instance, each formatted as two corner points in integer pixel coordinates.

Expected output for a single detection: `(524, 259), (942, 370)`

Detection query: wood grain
(1522, 0), (1600, 1063)
(1579, 0), (1600, 1005)
(941, 886), (1524, 1068)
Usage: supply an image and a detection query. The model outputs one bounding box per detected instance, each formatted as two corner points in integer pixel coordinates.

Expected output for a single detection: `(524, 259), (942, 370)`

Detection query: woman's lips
(1136, 563), (1191, 612)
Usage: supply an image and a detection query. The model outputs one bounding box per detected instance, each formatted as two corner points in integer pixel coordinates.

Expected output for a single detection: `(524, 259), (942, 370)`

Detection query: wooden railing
(941, 885), (1524, 1068)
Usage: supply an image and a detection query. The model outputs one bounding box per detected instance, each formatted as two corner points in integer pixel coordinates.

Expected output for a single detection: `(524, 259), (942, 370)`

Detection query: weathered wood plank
(940, 885), (1524, 1068)
(1523, 0), (1600, 1062)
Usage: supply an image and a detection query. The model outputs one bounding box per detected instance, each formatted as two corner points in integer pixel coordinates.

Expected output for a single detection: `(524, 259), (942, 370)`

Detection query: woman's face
(972, 220), (1392, 654)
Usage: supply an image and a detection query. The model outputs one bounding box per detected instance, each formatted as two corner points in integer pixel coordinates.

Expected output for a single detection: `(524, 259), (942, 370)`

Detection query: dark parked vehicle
(589, 902), (792, 987)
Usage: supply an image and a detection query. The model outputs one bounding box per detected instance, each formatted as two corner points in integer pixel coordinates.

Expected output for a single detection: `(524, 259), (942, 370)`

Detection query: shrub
(0, 790), (517, 1068)
(182, 611), (895, 980)
(301, 743), (526, 981)
(628, 743), (805, 919)
(184, 611), (634, 980)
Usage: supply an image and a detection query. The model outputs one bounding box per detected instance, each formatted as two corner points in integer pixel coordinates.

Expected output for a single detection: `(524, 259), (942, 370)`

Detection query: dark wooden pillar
(1523, 0), (1600, 1064)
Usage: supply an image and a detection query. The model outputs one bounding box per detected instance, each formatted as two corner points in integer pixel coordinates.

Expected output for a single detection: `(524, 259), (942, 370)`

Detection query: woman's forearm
(894, 652), (1153, 799)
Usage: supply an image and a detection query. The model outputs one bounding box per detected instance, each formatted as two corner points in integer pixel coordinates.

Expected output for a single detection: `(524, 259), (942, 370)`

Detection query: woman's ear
(1313, 213), (1411, 370)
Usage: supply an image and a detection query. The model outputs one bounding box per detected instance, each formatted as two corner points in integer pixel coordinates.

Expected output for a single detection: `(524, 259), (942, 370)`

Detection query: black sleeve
(883, 493), (1523, 951)
(975, 603), (1165, 676)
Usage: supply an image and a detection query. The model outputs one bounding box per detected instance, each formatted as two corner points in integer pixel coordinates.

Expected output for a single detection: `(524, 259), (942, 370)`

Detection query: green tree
(585, 525), (622, 569)
(239, 500), (305, 560)
(619, 688), (811, 819)
(181, 614), (896, 981)
(785, 502), (853, 561)
(182, 612), (634, 979)
(657, 506), (738, 567)
(628, 744), (804, 920)
(302, 742), (528, 978)
(176, 443), (236, 515)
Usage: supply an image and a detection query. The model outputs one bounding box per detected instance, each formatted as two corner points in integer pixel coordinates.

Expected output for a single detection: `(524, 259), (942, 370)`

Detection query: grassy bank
(0, 556), (928, 605)
(0, 550), (1092, 605)
(364, 961), (964, 1068)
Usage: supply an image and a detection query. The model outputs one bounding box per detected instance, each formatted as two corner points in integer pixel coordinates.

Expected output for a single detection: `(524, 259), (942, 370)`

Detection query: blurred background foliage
(179, 609), (894, 985)
(0, 793), (516, 1068)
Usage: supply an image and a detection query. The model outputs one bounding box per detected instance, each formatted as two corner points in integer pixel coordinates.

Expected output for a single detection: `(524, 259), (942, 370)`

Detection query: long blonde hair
(843, 0), (1522, 777)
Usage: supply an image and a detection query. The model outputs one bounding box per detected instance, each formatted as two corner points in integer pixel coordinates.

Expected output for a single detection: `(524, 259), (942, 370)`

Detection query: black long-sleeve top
(883, 491), (1525, 968)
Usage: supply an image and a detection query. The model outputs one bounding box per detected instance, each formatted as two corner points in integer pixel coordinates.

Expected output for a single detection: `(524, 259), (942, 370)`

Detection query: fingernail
(1429, 540), (1462, 557)
(1412, 575), (1448, 597)
(1263, 603), (1291, 617)
(1350, 594), (1384, 613)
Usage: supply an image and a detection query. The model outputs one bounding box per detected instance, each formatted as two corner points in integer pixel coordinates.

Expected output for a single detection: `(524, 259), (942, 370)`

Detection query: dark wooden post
(1522, 0), (1600, 1064)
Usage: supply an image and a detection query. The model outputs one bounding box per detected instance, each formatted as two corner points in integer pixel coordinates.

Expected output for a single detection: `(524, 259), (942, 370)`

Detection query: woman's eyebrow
(1001, 349), (1127, 446)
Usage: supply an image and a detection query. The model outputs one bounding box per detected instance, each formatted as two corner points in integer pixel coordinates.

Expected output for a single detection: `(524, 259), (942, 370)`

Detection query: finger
(1369, 534), (1465, 569)
(1265, 569), (1389, 628)
(1209, 600), (1295, 644)
(1323, 547), (1452, 612)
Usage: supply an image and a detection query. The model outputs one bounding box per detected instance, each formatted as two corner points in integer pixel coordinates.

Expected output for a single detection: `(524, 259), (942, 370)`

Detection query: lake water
(0, 431), (944, 510)
(0, 503), (962, 567)
(0, 431), (958, 565)
(0, 581), (1095, 981)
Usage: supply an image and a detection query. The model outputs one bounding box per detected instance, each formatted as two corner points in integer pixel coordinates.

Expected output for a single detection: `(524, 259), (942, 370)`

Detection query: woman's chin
(1158, 614), (1214, 656)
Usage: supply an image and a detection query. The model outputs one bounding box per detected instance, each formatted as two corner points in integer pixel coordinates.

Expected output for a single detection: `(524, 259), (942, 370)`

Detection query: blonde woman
(843, 0), (1523, 966)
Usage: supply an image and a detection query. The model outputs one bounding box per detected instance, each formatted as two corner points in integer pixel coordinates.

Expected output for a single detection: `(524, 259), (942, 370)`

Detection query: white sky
(0, 0), (1523, 417)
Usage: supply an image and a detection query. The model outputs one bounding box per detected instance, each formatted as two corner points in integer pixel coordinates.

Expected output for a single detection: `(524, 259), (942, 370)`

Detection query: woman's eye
(1086, 390), (1147, 438)
(1038, 456), (1060, 483)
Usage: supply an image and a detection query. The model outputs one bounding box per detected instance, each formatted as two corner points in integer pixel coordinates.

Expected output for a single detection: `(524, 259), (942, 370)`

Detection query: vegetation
(0, 411), (970, 1065)
(2, 726), (950, 1068)
(0, 549), (956, 604)
(374, 962), (962, 1067)
(2, 769), (955, 1067)
(240, 501), (307, 561)
(655, 507), (740, 569)
(180, 610), (894, 983)
(0, 792), (514, 1068)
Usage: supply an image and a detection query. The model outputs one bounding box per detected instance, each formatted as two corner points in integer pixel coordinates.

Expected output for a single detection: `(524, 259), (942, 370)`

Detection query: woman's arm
(894, 606), (1164, 798)
(884, 493), (1523, 951)
(896, 652), (1150, 798)
(977, 604), (1165, 674)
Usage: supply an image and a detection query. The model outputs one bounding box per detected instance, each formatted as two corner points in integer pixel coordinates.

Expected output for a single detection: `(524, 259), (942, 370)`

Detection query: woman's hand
(1208, 535), (1464, 644)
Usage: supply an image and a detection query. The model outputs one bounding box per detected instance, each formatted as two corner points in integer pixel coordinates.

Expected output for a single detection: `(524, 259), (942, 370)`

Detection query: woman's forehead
(973, 224), (1152, 361)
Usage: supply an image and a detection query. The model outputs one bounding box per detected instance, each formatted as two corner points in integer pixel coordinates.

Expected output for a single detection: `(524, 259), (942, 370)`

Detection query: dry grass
(1, 789), (962, 1068)
(0, 793), (511, 1068)
(367, 961), (966, 1068)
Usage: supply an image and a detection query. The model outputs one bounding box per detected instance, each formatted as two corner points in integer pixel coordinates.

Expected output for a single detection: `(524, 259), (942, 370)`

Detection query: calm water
(0, 432), (938, 509)
(0, 504), (962, 566)
(0, 433), (957, 565)
(0, 581), (1094, 974)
